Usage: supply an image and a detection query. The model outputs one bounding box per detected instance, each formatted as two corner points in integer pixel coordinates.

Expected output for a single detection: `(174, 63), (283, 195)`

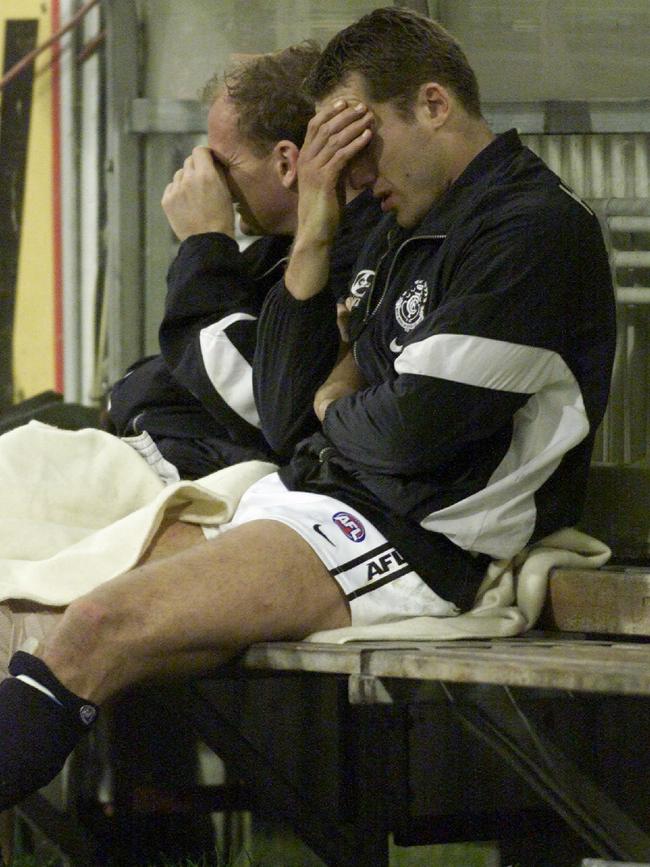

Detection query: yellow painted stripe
(1, 1), (57, 402)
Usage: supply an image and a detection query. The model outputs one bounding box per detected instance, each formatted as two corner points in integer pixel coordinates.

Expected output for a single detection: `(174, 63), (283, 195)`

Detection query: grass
(9, 818), (502, 866)
(10, 842), (503, 867)
(10, 857), (246, 867)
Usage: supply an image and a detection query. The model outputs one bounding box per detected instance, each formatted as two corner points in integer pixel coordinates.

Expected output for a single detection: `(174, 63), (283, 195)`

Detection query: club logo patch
(395, 279), (428, 331)
(79, 704), (97, 726)
(332, 511), (366, 542)
(350, 269), (375, 299)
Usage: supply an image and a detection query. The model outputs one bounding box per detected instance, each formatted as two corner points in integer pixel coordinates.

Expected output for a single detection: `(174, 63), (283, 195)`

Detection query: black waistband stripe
(345, 564), (413, 601)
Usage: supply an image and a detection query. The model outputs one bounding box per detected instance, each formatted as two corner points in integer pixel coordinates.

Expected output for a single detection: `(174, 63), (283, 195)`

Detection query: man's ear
(419, 82), (451, 129)
(272, 140), (300, 190)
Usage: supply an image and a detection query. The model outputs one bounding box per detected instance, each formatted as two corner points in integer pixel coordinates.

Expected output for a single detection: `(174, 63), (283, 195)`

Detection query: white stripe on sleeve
(395, 333), (589, 558)
(199, 313), (260, 427)
(395, 332), (573, 394)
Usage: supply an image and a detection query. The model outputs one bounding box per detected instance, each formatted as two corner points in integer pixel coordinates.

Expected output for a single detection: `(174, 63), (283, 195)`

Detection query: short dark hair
(305, 7), (481, 119)
(202, 41), (321, 155)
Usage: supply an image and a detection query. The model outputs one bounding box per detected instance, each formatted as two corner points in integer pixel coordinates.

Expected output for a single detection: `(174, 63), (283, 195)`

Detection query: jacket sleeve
(107, 354), (190, 435)
(254, 193), (384, 458)
(322, 209), (594, 475)
(254, 286), (340, 459)
(159, 232), (269, 441)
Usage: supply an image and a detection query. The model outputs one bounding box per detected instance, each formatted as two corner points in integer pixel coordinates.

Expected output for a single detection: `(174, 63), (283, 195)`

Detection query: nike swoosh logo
(313, 523), (335, 546)
(389, 338), (403, 353)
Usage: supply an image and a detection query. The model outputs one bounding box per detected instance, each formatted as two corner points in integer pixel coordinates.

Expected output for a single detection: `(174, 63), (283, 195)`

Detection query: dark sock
(0, 651), (98, 810)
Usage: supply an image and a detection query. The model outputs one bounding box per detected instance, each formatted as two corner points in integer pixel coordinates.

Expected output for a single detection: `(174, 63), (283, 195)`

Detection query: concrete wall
(141, 0), (650, 103)
(441, 0), (650, 101)
(142, 0), (384, 101)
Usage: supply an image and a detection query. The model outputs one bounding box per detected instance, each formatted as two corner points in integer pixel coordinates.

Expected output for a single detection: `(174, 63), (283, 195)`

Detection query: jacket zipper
(258, 256), (289, 281)
(353, 232), (447, 363)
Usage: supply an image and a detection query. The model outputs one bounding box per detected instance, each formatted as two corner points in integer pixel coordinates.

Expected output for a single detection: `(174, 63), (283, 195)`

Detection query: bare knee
(41, 596), (115, 670)
(38, 594), (137, 702)
(0, 600), (66, 680)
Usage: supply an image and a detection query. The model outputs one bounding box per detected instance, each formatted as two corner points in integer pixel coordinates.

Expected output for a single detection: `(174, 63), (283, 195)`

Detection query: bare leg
(39, 519), (350, 704)
(1, 515), (350, 813)
(138, 506), (207, 564)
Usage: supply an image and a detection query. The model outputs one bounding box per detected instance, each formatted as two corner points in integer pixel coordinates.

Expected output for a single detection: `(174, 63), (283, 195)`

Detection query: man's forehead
(207, 93), (242, 150)
(208, 91), (238, 129)
(316, 73), (370, 112)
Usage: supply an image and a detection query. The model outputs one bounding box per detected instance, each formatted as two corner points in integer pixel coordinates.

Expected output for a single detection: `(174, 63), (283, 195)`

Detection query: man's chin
(236, 213), (264, 236)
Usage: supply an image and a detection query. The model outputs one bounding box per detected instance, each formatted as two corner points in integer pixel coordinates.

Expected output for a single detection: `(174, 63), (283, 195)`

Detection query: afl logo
(395, 279), (429, 331)
(332, 511), (366, 542)
(350, 269), (374, 299)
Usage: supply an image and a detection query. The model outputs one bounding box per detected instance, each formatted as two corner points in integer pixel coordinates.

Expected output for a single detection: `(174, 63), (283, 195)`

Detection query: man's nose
(348, 152), (377, 190)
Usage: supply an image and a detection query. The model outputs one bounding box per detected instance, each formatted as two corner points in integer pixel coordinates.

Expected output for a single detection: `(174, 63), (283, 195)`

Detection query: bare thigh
(42, 518), (352, 702)
(139, 507), (206, 563)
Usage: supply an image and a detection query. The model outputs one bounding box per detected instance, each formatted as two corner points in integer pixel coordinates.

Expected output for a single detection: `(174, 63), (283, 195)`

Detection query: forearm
(323, 374), (527, 475)
(314, 347), (365, 421)
(284, 237), (332, 300)
(160, 235), (264, 433)
(254, 284), (339, 456)
(163, 234), (251, 323)
(284, 99), (373, 301)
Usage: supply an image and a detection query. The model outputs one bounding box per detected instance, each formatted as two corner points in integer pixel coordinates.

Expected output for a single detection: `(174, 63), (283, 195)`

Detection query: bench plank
(545, 567), (650, 636)
(242, 638), (650, 697)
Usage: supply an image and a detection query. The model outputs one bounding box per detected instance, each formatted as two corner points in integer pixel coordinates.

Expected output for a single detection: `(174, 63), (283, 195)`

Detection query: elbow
(260, 414), (318, 461)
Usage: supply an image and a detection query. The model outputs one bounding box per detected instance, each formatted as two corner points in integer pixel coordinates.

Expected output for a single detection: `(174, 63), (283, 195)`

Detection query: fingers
(303, 101), (373, 173)
(160, 145), (235, 241)
(191, 145), (223, 177)
(169, 147), (223, 185)
(299, 100), (374, 188)
(163, 147), (227, 199)
(307, 99), (367, 140)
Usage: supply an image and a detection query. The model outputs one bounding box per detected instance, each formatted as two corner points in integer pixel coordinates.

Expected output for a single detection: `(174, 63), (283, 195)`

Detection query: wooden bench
(240, 633), (650, 697)
(178, 471), (650, 867)
(17, 586), (650, 865)
(179, 629), (650, 867)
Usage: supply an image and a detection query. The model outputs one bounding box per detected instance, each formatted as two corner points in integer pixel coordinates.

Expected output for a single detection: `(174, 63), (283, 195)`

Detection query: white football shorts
(202, 472), (458, 627)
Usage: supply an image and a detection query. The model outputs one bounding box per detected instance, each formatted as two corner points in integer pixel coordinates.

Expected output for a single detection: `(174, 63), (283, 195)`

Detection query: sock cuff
(9, 651), (98, 728)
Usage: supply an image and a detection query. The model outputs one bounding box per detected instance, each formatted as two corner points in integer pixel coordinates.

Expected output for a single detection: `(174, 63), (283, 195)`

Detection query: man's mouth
(376, 190), (395, 213)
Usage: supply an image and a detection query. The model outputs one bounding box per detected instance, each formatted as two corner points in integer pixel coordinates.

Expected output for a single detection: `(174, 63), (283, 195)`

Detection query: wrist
(291, 228), (334, 253)
(197, 218), (235, 240)
(285, 240), (331, 300)
(315, 395), (335, 423)
(173, 216), (235, 242)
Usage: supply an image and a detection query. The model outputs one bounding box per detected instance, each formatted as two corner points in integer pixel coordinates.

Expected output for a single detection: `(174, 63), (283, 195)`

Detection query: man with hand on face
(0, 7), (615, 810)
(107, 43), (380, 479)
(254, 6), (616, 593)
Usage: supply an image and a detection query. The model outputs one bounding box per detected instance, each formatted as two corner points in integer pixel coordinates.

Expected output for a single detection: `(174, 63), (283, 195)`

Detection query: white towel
(0, 421), (276, 605)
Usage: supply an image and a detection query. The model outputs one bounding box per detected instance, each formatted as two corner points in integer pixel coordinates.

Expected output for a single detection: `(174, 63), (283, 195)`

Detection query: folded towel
(0, 421), (275, 605)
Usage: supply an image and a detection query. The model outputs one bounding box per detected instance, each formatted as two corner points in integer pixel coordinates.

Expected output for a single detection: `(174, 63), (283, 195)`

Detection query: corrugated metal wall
(521, 134), (650, 466)
(523, 134), (650, 198)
